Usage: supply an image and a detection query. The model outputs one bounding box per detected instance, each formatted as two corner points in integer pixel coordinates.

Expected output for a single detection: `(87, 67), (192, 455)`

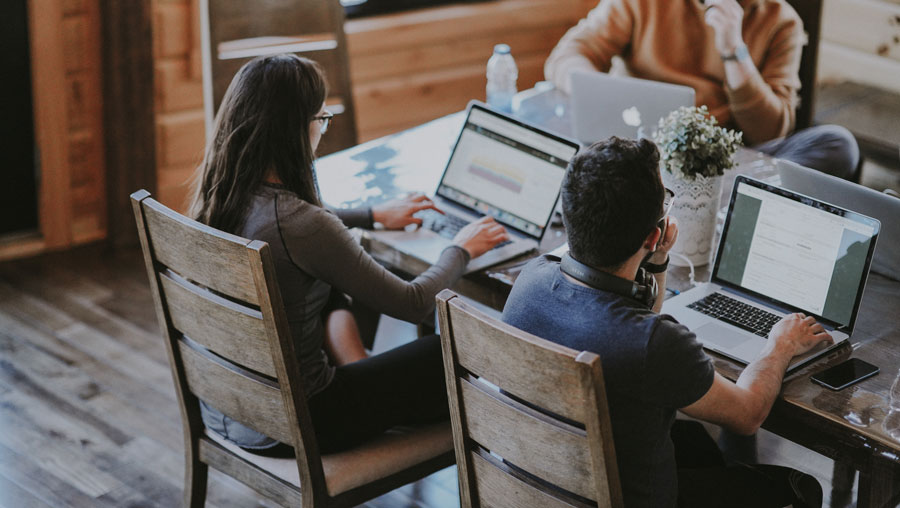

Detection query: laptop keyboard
(418, 210), (512, 250)
(687, 293), (782, 338)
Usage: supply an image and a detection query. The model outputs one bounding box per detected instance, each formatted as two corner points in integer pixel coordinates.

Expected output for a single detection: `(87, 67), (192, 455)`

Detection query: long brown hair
(189, 54), (327, 233)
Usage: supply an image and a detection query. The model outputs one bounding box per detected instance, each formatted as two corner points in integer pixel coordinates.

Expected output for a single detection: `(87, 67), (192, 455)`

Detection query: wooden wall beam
(100, 0), (157, 248)
(28, 0), (71, 249)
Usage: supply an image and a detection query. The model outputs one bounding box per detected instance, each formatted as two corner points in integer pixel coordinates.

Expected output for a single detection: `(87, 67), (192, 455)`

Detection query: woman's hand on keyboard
(453, 216), (509, 259)
(372, 193), (443, 229)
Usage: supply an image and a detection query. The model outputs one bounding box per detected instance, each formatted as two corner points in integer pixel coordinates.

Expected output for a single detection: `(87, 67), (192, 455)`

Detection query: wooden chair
(199, 0), (358, 155)
(785, 0), (823, 131)
(131, 190), (453, 507)
(436, 290), (624, 508)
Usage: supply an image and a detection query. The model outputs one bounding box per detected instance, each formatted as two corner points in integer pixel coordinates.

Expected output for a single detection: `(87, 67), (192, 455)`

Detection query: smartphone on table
(811, 358), (879, 391)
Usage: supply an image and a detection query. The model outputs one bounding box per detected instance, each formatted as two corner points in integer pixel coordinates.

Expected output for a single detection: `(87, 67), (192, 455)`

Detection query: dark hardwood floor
(0, 243), (874, 507)
(0, 245), (457, 508)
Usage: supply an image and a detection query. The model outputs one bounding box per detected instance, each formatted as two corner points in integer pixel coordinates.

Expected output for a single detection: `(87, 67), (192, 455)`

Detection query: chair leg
(184, 451), (209, 508)
(830, 461), (855, 508)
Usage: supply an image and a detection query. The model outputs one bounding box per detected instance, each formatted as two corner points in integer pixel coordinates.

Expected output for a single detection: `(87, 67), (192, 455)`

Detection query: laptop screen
(712, 177), (880, 329)
(436, 105), (577, 238)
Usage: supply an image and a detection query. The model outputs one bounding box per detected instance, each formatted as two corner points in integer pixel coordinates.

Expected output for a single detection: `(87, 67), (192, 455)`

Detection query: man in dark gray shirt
(502, 137), (832, 507)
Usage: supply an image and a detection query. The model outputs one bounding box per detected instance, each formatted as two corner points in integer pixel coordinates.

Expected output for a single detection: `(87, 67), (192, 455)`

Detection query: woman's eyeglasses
(313, 110), (334, 134)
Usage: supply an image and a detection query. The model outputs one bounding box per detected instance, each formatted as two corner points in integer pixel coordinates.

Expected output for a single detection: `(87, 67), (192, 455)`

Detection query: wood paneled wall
(3, 0), (592, 261)
(148, 0), (594, 212)
(346, 0), (596, 141)
(60, 0), (107, 245)
(12, 0), (894, 261)
(152, 0), (205, 212)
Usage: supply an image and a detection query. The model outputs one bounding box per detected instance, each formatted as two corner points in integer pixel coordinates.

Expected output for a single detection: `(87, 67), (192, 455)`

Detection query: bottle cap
(493, 44), (511, 55)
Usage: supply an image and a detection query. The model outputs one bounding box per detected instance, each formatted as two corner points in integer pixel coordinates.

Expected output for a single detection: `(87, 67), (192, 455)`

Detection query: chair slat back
(131, 190), (322, 490)
(142, 199), (260, 305)
(458, 376), (594, 500)
(206, 0), (334, 45)
(160, 271), (276, 377)
(178, 340), (295, 445)
(469, 451), (590, 508)
(441, 294), (589, 422)
(438, 290), (623, 508)
(200, 0), (357, 155)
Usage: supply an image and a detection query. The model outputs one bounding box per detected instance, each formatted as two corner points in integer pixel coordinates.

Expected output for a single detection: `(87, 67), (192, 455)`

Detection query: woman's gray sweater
(201, 183), (469, 448)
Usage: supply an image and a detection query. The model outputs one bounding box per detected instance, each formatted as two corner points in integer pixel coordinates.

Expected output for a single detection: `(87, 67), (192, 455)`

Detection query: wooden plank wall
(152, 0), (206, 212)
(346, 0), (596, 141)
(817, 0), (900, 93)
(144, 0), (898, 213)
(10, 0), (896, 259)
(148, 0), (594, 212)
(61, 0), (107, 245)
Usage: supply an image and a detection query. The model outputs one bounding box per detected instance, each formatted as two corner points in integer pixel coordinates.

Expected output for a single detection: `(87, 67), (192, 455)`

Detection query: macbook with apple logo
(569, 70), (695, 144)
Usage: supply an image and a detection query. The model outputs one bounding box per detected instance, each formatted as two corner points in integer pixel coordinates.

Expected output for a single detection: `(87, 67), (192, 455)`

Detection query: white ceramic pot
(661, 171), (723, 267)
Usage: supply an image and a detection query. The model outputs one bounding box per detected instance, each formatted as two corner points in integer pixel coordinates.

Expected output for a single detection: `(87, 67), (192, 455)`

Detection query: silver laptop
(663, 176), (881, 373)
(570, 70), (695, 144)
(371, 102), (579, 273)
(778, 159), (900, 280)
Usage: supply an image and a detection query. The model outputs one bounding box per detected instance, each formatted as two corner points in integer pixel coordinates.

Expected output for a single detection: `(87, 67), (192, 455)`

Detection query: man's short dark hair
(562, 137), (664, 269)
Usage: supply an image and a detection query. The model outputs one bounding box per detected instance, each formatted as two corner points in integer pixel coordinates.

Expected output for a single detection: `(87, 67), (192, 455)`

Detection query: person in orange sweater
(546, 0), (859, 180)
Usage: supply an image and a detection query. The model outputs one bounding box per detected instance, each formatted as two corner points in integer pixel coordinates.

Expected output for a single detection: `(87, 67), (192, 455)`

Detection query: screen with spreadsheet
(437, 107), (577, 238)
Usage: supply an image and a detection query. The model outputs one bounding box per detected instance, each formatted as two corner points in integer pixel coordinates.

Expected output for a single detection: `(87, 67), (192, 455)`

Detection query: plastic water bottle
(486, 44), (518, 114)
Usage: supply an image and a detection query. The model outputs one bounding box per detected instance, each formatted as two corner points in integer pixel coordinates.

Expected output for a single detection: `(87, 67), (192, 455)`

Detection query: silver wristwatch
(721, 44), (750, 62)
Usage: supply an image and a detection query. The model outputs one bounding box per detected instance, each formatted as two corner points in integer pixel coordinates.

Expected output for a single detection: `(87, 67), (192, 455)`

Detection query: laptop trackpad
(381, 231), (450, 264)
(696, 322), (753, 350)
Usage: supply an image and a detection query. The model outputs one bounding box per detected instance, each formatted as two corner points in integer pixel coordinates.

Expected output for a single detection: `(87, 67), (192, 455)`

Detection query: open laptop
(663, 176), (881, 373)
(570, 70), (695, 144)
(370, 101), (580, 273)
(778, 159), (900, 280)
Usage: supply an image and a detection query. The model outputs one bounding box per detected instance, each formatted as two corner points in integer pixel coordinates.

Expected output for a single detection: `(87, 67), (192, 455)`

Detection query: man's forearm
(723, 55), (755, 91)
(544, 0), (632, 94)
(546, 54), (599, 95)
(734, 345), (793, 428)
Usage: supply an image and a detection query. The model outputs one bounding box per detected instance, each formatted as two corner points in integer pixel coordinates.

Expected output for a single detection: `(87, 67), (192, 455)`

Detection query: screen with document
(713, 178), (880, 328)
(437, 107), (577, 238)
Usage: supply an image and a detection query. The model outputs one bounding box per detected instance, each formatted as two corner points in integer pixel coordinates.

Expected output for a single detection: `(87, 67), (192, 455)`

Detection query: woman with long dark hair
(190, 54), (508, 455)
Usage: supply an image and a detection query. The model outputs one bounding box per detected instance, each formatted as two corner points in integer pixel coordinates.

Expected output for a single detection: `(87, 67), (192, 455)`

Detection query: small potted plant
(653, 105), (742, 266)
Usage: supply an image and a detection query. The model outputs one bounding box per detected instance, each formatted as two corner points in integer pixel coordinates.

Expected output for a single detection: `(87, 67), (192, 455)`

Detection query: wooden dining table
(317, 88), (900, 507)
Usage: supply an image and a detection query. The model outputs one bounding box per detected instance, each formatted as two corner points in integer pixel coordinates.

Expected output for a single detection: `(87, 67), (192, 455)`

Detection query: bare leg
(324, 309), (369, 366)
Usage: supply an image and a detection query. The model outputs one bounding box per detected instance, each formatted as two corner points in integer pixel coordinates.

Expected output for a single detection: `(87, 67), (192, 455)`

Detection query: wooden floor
(0, 243), (876, 508)
(0, 245), (462, 508)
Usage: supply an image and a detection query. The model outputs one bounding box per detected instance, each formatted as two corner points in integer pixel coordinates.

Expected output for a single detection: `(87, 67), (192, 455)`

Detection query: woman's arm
(283, 207), (469, 323)
(331, 207), (373, 229)
(330, 193), (441, 230)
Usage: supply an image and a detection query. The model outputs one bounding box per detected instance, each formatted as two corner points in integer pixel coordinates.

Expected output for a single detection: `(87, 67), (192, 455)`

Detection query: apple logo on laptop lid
(622, 106), (642, 128)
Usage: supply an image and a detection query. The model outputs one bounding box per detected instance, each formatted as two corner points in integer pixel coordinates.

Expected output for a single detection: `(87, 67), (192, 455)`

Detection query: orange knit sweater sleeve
(544, 0), (634, 94)
(726, 12), (803, 143)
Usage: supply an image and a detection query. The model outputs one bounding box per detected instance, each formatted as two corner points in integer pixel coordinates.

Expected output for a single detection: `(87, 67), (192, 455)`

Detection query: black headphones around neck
(559, 252), (658, 308)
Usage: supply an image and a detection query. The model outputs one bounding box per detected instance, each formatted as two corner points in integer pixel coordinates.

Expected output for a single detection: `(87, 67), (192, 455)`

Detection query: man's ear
(643, 226), (662, 251)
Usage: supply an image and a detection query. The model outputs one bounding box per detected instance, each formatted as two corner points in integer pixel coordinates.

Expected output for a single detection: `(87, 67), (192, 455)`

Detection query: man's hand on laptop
(453, 216), (509, 259)
(767, 313), (834, 358)
(372, 193), (443, 229)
